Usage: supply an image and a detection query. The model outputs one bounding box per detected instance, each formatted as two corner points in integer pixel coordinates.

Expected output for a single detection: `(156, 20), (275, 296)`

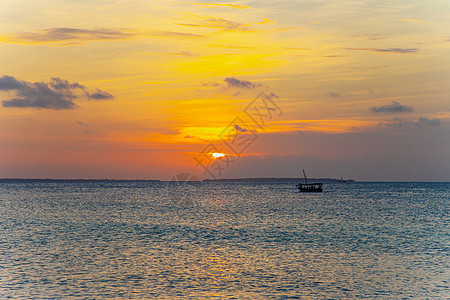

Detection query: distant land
(0, 178), (355, 183)
(0, 178), (161, 182)
(203, 178), (356, 183)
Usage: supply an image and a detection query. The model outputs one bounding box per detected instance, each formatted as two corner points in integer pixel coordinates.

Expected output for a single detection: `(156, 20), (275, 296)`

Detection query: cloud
(177, 17), (249, 31)
(266, 92), (279, 99)
(87, 88), (114, 100)
(178, 51), (199, 57)
(167, 51), (199, 57)
(327, 92), (341, 98)
(76, 120), (94, 134)
(194, 3), (249, 9)
(371, 101), (413, 114)
(0, 75), (26, 90)
(234, 124), (248, 132)
(417, 118), (441, 127)
(1, 75), (114, 110)
(352, 34), (387, 40)
(49, 77), (85, 90)
(175, 14), (286, 34)
(202, 82), (221, 87)
(3, 28), (203, 44)
(2, 97), (76, 109)
(345, 47), (419, 54)
(201, 77), (268, 92)
(224, 77), (259, 89)
(145, 30), (204, 38)
(379, 117), (441, 128)
(10, 27), (134, 43)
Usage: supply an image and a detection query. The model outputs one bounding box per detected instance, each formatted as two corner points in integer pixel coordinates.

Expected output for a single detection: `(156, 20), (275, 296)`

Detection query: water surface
(0, 180), (448, 298)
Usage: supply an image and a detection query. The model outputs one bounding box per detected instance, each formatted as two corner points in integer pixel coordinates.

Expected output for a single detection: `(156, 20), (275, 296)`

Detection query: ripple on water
(0, 181), (448, 299)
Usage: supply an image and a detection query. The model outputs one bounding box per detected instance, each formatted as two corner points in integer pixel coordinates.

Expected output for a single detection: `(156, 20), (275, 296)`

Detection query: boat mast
(302, 169), (308, 184)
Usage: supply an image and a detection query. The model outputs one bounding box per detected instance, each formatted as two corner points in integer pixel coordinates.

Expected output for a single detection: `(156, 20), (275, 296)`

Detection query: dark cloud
(2, 78), (78, 110)
(382, 118), (408, 127)
(1, 75), (114, 110)
(202, 78), (269, 94)
(379, 117), (441, 128)
(345, 47), (419, 54)
(327, 92), (341, 98)
(13, 27), (134, 42)
(371, 101), (413, 114)
(266, 92), (279, 99)
(417, 118), (441, 126)
(50, 77), (85, 90)
(76, 120), (94, 134)
(0, 75), (26, 90)
(5, 28), (203, 44)
(202, 82), (221, 87)
(87, 88), (114, 100)
(234, 124), (248, 132)
(225, 77), (258, 89)
(2, 97), (76, 109)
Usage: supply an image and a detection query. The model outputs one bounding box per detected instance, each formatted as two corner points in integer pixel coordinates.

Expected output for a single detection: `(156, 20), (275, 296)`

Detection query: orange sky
(1, 1), (449, 181)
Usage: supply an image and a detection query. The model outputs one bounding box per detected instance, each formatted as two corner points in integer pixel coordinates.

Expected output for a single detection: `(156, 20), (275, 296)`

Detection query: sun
(211, 153), (226, 159)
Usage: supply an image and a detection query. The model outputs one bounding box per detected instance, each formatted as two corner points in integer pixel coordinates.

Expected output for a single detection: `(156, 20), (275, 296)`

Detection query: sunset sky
(1, 0), (449, 181)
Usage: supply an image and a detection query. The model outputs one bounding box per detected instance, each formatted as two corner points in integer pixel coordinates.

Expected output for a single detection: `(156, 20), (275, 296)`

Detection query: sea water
(0, 180), (448, 299)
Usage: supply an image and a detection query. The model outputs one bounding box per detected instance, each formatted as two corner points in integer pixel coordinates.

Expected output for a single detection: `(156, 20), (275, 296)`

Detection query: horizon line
(1, 177), (449, 183)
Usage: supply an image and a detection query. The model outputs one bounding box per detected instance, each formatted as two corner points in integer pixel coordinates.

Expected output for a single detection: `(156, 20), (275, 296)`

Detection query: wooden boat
(297, 169), (323, 192)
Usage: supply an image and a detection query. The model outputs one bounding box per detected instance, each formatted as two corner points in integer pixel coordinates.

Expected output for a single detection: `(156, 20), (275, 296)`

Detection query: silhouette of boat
(337, 177), (347, 183)
(297, 169), (323, 192)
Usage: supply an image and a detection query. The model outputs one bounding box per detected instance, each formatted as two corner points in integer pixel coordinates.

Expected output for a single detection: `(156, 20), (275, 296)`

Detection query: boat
(337, 177), (347, 183)
(297, 169), (323, 192)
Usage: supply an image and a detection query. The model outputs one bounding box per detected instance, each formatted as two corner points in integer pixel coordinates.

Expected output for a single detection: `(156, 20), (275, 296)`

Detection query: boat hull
(299, 188), (323, 192)
(297, 183), (323, 193)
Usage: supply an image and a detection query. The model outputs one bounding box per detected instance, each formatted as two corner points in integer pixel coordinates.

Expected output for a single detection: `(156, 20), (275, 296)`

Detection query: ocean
(0, 180), (448, 299)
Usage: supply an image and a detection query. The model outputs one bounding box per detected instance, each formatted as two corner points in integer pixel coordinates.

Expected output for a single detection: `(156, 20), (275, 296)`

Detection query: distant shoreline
(0, 178), (162, 182)
(203, 178), (355, 183)
(1, 178), (449, 183)
(0, 177), (356, 183)
(0, 177), (354, 183)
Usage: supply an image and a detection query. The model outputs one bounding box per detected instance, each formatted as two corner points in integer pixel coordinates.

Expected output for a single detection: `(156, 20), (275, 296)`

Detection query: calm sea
(0, 180), (448, 299)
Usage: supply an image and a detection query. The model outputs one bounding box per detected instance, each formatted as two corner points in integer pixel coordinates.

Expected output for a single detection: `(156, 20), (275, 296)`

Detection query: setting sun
(211, 153), (226, 159)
